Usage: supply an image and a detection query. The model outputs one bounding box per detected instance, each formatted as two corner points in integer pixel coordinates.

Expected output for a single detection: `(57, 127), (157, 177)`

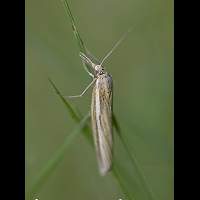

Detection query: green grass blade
(61, 0), (95, 75)
(27, 113), (90, 199)
(48, 77), (80, 122)
(118, 130), (157, 200)
(112, 113), (122, 136)
(48, 78), (93, 143)
(61, 0), (85, 52)
(112, 165), (135, 200)
(113, 112), (156, 200)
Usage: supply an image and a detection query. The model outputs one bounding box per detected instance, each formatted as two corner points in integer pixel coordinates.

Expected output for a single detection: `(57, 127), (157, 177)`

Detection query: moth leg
(79, 52), (94, 66)
(80, 52), (95, 77)
(67, 78), (96, 98)
(81, 61), (94, 78)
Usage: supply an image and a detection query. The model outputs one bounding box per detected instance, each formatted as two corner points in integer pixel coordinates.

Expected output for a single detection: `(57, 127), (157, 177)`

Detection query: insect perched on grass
(68, 30), (131, 176)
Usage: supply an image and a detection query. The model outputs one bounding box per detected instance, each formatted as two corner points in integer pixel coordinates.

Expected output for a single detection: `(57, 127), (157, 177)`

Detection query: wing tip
(99, 161), (112, 176)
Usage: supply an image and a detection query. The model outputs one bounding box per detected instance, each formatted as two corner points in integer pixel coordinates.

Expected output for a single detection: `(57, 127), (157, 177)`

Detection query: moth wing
(91, 74), (113, 176)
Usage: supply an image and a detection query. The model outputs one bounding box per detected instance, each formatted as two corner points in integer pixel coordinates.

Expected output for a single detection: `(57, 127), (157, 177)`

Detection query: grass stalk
(27, 113), (90, 199)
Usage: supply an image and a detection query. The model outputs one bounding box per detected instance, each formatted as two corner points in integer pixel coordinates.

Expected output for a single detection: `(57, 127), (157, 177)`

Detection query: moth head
(95, 65), (105, 75)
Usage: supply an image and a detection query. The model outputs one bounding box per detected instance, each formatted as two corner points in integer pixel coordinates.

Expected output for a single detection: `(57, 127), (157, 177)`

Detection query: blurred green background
(26, 0), (173, 200)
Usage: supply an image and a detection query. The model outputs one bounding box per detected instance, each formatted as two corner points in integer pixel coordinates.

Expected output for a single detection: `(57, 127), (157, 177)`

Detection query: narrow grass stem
(27, 113), (90, 199)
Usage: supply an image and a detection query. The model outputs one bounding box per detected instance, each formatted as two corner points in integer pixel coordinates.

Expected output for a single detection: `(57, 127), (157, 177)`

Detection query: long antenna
(100, 28), (133, 66)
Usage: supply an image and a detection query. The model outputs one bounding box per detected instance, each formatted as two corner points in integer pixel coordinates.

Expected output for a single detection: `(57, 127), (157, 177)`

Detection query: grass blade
(118, 129), (157, 200)
(112, 113), (122, 136)
(27, 113), (90, 199)
(113, 112), (156, 200)
(112, 165), (135, 200)
(48, 78), (93, 143)
(61, 0), (93, 75)
(48, 77), (80, 122)
(61, 0), (85, 52)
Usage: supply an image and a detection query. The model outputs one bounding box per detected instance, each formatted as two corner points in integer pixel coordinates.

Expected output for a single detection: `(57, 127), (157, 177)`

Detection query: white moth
(69, 30), (131, 175)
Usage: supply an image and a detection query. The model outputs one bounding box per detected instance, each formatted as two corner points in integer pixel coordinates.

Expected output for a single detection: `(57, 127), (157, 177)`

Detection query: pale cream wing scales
(91, 73), (113, 176)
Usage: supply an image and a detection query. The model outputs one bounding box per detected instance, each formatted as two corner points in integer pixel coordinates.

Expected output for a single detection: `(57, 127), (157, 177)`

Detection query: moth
(69, 30), (131, 175)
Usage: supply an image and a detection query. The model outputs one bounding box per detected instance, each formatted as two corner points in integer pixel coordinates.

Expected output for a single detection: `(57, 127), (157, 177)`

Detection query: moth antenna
(86, 48), (101, 64)
(100, 28), (133, 66)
